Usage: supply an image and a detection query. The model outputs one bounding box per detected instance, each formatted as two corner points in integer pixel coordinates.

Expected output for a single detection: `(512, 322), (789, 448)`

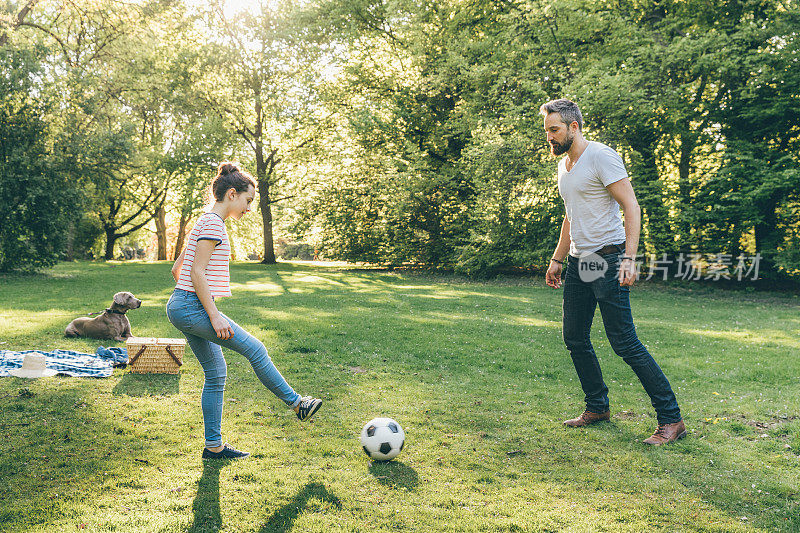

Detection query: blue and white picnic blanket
(0, 346), (128, 378)
(95, 346), (129, 367)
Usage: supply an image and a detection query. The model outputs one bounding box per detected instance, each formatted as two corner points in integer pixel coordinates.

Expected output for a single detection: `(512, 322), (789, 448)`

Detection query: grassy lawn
(1, 261), (799, 532)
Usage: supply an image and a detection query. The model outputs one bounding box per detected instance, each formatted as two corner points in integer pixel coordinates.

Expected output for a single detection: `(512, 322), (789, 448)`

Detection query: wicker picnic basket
(126, 337), (186, 374)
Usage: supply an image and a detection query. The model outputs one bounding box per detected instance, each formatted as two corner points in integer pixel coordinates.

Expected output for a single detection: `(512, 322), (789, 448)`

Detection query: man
(541, 98), (686, 445)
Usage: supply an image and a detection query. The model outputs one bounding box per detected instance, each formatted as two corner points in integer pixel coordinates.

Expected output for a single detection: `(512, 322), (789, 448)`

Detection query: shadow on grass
(258, 482), (341, 533)
(112, 372), (180, 396)
(546, 417), (800, 531)
(368, 460), (419, 491)
(188, 460), (228, 533)
(637, 425), (800, 531)
(0, 381), (157, 531)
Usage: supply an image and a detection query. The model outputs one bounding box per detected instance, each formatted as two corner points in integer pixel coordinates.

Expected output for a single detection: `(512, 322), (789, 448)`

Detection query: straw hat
(9, 353), (58, 378)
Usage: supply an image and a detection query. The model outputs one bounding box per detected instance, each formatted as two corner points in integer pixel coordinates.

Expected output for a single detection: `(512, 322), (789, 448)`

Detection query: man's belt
(593, 242), (626, 255)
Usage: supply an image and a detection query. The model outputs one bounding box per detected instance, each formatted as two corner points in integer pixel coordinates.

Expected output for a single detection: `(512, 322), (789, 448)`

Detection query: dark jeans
(562, 253), (682, 424)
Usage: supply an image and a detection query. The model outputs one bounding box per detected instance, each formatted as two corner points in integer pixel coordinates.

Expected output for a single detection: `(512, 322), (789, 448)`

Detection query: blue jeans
(562, 253), (682, 424)
(166, 289), (301, 448)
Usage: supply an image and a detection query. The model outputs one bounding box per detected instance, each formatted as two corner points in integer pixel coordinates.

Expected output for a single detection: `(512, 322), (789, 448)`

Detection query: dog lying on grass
(65, 292), (142, 342)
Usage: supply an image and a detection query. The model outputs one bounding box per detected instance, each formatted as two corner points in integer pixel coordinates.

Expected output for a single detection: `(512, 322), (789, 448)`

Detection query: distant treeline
(1, 1), (798, 280)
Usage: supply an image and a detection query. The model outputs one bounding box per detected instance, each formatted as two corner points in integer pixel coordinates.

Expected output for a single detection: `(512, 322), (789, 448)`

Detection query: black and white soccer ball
(360, 417), (405, 461)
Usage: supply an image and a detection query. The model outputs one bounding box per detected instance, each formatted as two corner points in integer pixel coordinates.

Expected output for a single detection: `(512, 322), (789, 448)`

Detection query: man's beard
(550, 133), (574, 156)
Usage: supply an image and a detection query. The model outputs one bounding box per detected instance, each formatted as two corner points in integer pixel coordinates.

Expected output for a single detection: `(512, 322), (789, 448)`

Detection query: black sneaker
(202, 443), (250, 460)
(296, 396), (323, 421)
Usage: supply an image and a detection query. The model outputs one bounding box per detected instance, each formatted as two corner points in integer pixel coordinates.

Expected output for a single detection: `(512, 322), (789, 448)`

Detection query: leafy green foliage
(2, 0), (800, 278)
(301, 0), (800, 278)
(304, 0), (560, 275)
(0, 48), (80, 272)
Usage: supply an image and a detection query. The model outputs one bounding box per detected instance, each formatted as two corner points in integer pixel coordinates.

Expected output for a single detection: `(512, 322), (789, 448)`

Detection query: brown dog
(65, 292), (142, 341)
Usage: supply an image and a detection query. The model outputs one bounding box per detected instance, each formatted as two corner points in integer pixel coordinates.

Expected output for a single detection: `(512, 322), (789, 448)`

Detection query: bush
(72, 214), (104, 259)
(275, 238), (315, 260)
(0, 49), (80, 272)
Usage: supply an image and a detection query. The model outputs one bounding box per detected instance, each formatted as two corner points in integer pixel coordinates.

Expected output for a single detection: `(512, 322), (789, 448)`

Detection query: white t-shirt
(175, 212), (232, 298)
(557, 141), (628, 256)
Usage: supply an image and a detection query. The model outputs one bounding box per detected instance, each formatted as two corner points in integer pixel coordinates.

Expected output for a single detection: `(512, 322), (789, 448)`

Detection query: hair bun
(210, 162), (256, 202)
(218, 162), (239, 176)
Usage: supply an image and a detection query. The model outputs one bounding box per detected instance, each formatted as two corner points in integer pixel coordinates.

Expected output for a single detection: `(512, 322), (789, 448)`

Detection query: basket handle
(128, 346), (147, 366)
(165, 345), (183, 367)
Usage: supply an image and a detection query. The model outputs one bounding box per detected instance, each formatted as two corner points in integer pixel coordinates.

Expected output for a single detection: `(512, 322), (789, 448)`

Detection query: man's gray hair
(539, 98), (583, 130)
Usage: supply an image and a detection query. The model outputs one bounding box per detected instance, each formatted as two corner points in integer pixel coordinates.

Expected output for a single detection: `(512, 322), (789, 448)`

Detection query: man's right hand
(546, 261), (563, 289)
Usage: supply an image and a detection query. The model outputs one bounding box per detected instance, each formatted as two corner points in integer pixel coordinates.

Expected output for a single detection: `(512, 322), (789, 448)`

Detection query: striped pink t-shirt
(175, 212), (232, 297)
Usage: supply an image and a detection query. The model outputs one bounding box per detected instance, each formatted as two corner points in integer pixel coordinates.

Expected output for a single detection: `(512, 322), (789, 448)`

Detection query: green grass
(0, 261), (799, 532)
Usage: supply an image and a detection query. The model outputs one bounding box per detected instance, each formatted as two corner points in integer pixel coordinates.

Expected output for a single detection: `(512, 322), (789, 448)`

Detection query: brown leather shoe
(563, 410), (611, 427)
(643, 420), (687, 445)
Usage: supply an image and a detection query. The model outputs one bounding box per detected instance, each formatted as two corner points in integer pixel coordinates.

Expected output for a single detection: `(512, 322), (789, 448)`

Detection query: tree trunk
(0, 0), (40, 46)
(259, 179), (276, 264)
(228, 229), (237, 261)
(173, 211), (190, 260)
(98, 189), (163, 261)
(105, 229), (117, 260)
(65, 220), (75, 261)
(253, 87), (278, 264)
(155, 206), (168, 260)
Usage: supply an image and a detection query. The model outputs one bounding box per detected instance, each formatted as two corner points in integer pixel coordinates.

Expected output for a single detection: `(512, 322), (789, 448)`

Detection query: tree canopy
(1, 0), (798, 279)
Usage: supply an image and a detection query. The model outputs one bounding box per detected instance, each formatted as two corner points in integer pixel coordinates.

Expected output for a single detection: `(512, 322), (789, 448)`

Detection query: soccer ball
(360, 417), (405, 461)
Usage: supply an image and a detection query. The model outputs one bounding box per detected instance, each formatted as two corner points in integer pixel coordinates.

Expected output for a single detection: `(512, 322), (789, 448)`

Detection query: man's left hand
(618, 258), (637, 286)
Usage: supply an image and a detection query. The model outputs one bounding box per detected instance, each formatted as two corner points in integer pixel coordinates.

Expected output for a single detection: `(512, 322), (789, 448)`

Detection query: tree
(303, 0), (562, 273)
(696, 5), (800, 274)
(0, 47), (80, 271)
(162, 116), (236, 259)
(10, 0), (194, 260)
(553, 0), (800, 267)
(189, 0), (325, 264)
(0, 0), (41, 46)
(307, 0), (478, 265)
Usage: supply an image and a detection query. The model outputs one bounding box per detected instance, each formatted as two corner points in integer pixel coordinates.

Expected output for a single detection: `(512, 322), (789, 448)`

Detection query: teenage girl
(167, 162), (322, 459)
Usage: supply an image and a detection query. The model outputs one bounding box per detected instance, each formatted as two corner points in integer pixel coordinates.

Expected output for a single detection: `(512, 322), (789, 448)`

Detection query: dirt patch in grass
(735, 414), (798, 431)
